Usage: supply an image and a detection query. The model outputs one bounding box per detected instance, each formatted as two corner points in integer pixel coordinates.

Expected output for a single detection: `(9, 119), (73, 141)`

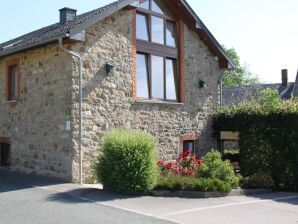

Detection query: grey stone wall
(70, 9), (221, 182)
(0, 45), (73, 180)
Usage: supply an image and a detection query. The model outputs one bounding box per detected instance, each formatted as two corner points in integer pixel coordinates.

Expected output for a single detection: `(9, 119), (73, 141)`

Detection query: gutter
(0, 34), (69, 58)
(58, 37), (83, 185)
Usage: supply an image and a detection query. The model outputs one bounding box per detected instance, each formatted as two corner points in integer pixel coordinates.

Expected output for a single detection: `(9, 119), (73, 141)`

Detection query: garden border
(152, 188), (272, 198)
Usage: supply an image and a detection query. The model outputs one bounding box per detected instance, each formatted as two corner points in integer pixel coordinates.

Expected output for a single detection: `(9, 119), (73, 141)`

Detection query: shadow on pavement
(0, 168), (67, 193)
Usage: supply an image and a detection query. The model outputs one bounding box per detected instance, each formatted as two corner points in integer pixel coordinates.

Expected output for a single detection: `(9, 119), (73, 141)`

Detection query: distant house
(223, 69), (298, 106)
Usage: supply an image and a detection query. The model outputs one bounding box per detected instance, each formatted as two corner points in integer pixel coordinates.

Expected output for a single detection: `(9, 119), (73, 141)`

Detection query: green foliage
(241, 173), (274, 189)
(155, 176), (232, 192)
(222, 149), (240, 163)
(257, 88), (280, 110)
(197, 150), (240, 188)
(222, 46), (260, 87)
(213, 99), (298, 191)
(94, 129), (158, 194)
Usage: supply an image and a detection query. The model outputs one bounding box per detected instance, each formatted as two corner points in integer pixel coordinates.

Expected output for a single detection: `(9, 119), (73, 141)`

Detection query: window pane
(152, 0), (164, 14)
(152, 16), (164, 44)
(166, 21), (177, 47)
(151, 55), (164, 99)
(136, 53), (149, 98)
(183, 141), (194, 153)
(136, 13), (149, 41)
(166, 59), (178, 100)
(139, 0), (149, 9)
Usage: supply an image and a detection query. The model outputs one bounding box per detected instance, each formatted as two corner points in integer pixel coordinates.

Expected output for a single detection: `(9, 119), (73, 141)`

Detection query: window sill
(2, 100), (17, 105)
(133, 99), (183, 106)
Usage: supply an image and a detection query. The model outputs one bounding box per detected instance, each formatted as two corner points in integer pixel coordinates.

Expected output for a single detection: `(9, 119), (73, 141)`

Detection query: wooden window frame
(6, 58), (20, 102)
(0, 137), (12, 167)
(132, 0), (185, 103)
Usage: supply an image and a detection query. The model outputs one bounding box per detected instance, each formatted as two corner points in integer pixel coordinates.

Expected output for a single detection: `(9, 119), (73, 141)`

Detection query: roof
(0, 0), (234, 69)
(223, 82), (296, 106)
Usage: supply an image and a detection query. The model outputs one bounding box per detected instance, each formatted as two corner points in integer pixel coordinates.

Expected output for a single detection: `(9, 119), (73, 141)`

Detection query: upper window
(7, 64), (18, 101)
(137, 0), (177, 47)
(136, 0), (179, 101)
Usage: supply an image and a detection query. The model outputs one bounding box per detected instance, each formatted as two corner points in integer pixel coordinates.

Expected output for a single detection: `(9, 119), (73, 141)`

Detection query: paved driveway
(0, 169), (298, 224)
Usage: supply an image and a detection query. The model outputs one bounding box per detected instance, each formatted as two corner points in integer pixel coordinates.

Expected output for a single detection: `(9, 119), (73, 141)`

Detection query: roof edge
(180, 0), (236, 69)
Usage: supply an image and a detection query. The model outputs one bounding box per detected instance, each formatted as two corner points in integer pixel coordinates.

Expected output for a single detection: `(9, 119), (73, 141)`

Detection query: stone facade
(0, 45), (74, 180)
(70, 9), (221, 182)
(0, 9), (221, 182)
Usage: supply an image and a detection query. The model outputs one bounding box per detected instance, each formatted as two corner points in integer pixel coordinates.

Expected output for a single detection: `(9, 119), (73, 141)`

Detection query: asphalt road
(0, 169), (173, 224)
(1, 168), (298, 224)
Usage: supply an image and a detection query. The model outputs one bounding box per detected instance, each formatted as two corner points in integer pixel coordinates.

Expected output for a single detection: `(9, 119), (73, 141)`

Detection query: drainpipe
(58, 37), (83, 185)
(220, 73), (227, 107)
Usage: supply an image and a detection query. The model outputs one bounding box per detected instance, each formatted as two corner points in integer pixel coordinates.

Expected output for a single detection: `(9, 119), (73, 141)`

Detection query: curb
(152, 188), (273, 198)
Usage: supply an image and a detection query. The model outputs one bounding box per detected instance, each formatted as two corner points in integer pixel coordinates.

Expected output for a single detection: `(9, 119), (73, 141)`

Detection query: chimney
(281, 69), (288, 86)
(59, 7), (77, 24)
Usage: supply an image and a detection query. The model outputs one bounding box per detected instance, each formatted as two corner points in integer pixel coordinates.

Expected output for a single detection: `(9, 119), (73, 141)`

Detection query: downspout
(58, 37), (83, 185)
(220, 73), (228, 107)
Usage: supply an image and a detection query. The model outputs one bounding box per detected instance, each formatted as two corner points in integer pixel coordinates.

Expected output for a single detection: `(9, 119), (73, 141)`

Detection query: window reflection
(152, 16), (164, 44)
(136, 13), (149, 41)
(166, 21), (177, 47)
(152, 0), (164, 14)
(166, 59), (177, 100)
(151, 55), (164, 99)
(136, 53), (149, 98)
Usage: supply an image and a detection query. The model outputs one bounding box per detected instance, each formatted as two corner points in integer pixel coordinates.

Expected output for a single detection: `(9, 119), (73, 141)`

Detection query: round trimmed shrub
(94, 129), (158, 194)
(198, 150), (240, 188)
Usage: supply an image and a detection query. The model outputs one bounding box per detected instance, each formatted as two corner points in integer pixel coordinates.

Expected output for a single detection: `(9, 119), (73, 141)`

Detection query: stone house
(0, 0), (233, 182)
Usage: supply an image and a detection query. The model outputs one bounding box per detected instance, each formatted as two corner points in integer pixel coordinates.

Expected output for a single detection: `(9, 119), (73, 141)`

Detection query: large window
(135, 0), (179, 101)
(7, 64), (18, 101)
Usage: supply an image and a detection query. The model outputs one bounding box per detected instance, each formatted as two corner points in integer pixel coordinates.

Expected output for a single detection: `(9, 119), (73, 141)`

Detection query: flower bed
(155, 150), (241, 193)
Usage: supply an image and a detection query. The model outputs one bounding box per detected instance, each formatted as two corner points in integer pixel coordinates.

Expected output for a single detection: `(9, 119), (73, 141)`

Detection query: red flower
(166, 161), (174, 169)
(157, 160), (164, 166)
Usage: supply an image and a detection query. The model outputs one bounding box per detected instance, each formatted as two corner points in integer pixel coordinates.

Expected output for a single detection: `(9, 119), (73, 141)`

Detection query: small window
(136, 13), (149, 41)
(183, 140), (195, 154)
(7, 64), (18, 101)
(0, 143), (10, 167)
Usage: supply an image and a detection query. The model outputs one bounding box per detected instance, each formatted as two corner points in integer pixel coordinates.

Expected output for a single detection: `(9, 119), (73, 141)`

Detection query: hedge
(155, 176), (232, 192)
(213, 100), (298, 191)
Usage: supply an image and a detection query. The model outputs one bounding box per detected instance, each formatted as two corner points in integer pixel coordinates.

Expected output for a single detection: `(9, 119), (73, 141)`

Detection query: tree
(222, 46), (260, 87)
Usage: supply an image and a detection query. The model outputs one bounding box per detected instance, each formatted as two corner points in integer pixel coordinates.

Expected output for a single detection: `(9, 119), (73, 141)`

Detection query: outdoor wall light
(105, 62), (115, 75)
(199, 79), (207, 89)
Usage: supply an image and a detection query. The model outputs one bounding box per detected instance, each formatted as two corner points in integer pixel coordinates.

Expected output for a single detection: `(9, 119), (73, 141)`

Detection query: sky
(1, 0), (298, 83)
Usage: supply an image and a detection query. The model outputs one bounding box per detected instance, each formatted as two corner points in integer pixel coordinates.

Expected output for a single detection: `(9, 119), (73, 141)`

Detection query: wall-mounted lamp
(105, 62), (115, 75)
(199, 79), (207, 89)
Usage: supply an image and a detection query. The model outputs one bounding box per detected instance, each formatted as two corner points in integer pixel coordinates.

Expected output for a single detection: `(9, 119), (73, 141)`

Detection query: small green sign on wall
(65, 108), (71, 118)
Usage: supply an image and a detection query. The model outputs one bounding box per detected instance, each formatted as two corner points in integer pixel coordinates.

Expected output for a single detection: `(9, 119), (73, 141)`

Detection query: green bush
(94, 129), (158, 194)
(198, 150), (240, 188)
(222, 149), (240, 163)
(213, 99), (298, 191)
(155, 176), (232, 192)
(241, 173), (274, 189)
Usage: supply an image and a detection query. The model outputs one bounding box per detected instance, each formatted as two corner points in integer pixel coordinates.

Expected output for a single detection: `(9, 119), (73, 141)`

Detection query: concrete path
(1, 168), (298, 224)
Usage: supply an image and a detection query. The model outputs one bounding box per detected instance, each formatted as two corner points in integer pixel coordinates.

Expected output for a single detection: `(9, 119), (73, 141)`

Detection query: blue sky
(1, 0), (297, 83)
